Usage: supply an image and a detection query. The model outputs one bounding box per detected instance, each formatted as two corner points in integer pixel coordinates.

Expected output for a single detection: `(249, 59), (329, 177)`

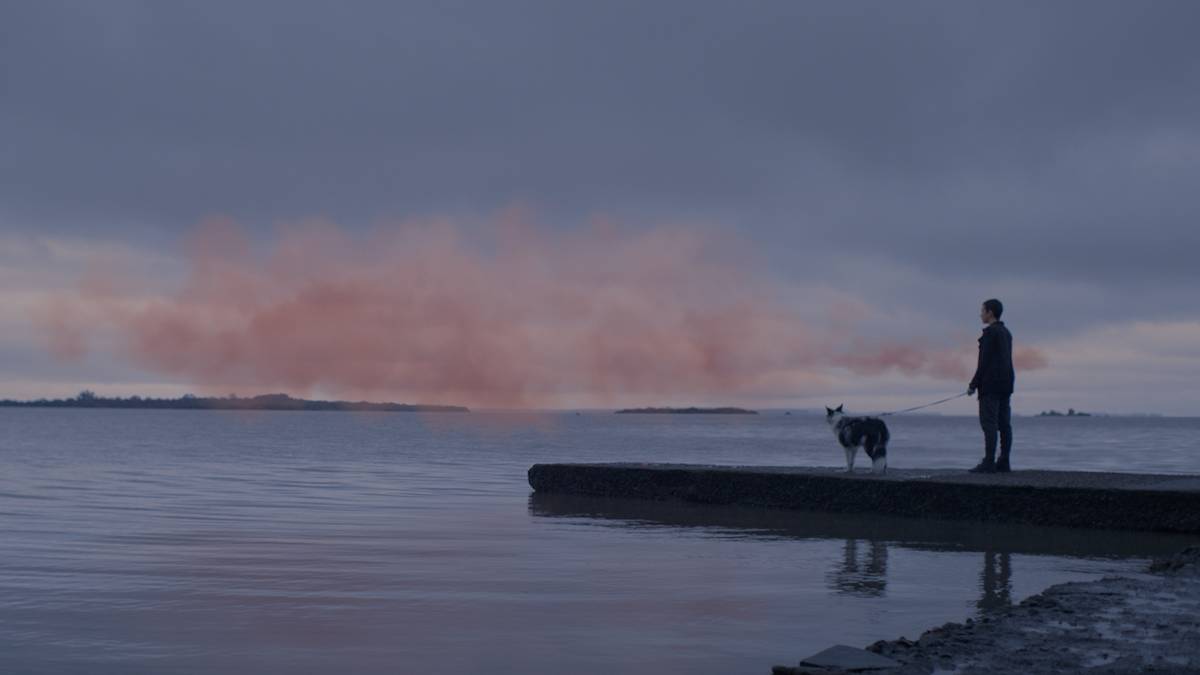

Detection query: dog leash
(879, 391), (970, 417)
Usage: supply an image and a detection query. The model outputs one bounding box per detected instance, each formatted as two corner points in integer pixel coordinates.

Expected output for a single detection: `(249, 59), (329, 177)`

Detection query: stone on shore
(859, 548), (1200, 674)
(801, 645), (900, 670)
(772, 548), (1200, 673)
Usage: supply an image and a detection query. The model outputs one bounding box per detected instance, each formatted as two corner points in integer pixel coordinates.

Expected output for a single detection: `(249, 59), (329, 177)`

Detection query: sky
(2, 1), (1199, 414)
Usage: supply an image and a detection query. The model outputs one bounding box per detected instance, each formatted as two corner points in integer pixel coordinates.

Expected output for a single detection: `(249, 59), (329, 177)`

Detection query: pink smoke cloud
(31, 297), (89, 362)
(35, 215), (1049, 407)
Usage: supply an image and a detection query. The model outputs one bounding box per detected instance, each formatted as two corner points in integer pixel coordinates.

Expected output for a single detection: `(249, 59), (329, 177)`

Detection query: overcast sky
(3, 1), (1199, 414)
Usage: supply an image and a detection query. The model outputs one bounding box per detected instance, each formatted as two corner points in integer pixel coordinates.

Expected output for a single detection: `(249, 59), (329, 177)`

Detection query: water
(1, 408), (1197, 674)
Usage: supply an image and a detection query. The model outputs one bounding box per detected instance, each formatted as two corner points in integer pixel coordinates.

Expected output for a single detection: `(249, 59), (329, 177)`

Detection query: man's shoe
(969, 460), (997, 474)
(995, 458), (1011, 473)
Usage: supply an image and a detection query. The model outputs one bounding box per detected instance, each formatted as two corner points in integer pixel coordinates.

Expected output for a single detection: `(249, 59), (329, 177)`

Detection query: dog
(825, 404), (889, 474)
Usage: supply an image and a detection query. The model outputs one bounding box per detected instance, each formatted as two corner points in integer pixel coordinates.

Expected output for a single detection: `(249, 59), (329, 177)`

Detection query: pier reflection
(829, 538), (889, 597)
(529, 492), (1187, 612)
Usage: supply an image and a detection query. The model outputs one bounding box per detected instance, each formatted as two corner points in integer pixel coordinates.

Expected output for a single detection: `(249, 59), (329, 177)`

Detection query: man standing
(968, 298), (1014, 473)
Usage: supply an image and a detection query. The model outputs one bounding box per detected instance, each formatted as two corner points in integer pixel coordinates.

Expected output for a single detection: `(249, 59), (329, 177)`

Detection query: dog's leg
(843, 447), (853, 473)
(872, 455), (887, 474)
(863, 438), (879, 475)
(868, 440), (887, 474)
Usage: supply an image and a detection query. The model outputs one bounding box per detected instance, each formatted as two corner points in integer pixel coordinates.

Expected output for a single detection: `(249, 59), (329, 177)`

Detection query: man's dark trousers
(979, 394), (1012, 464)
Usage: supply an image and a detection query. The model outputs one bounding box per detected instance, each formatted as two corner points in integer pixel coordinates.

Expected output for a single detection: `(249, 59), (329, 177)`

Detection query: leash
(879, 391), (970, 417)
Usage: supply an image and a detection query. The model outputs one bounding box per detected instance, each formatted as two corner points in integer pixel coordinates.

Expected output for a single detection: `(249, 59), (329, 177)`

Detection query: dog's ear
(836, 404), (844, 412)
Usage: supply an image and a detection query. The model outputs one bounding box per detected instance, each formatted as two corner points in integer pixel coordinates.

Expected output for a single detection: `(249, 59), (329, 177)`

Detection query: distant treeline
(0, 391), (469, 413)
(1037, 408), (1091, 417)
(615, 406), (758, 415)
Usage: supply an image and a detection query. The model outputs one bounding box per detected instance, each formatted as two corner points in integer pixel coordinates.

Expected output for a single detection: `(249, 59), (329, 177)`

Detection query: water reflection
(829, 541), (1012, 606)
(978, 550), (1013, 611)
(529, 493), (1188, 613)
(829, 538), (889, 597)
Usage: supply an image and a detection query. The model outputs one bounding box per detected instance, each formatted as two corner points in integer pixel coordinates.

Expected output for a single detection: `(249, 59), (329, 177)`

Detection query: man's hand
(967, 386), (976, 397)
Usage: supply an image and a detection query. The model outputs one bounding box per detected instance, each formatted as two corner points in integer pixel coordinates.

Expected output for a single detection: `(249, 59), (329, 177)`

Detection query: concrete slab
(801, 644), (900, 670)
(527, 463), (1200, 533)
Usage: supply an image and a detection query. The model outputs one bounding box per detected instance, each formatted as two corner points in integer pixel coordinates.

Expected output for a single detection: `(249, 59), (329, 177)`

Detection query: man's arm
(969, 330), (994, 394)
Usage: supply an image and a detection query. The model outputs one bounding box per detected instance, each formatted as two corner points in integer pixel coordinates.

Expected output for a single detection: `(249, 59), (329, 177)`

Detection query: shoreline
(774, 546), (1200, 674)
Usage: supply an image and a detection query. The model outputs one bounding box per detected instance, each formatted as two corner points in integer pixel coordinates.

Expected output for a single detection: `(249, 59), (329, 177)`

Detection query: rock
(1149, 545), (1200, 574)
(800, 645), (901, 671)
(817, 547), (1200, 675)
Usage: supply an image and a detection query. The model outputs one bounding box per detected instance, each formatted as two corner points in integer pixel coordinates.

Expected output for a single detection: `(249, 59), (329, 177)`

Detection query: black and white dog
(825, 405), (890, 474)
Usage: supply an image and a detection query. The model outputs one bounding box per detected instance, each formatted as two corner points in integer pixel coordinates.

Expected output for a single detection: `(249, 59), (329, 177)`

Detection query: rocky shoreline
(774, 546), (1200, 674)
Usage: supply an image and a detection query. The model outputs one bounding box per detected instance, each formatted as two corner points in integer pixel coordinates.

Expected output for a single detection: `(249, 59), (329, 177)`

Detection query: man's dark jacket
(970, 321), (1014, 396)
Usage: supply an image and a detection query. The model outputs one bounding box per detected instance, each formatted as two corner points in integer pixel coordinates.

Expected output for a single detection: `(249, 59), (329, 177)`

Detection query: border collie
(825, 405), (889, 474)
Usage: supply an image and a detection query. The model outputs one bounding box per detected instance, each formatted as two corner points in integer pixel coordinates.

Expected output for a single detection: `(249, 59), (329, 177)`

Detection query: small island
(615, 406), (758, 415)
(0, 391), (469, 413)
(1038, 408), (1091, 417)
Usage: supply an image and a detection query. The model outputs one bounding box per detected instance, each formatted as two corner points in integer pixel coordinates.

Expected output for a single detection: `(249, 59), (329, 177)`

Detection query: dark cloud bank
(2, 1), (1198, 405)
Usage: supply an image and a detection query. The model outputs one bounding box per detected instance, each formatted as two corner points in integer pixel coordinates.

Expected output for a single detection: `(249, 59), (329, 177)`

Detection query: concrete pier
(527, 463), (1200, 534)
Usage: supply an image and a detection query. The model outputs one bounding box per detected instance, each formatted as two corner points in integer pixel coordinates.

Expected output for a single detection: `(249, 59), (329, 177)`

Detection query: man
(968, 298), (1014, 473)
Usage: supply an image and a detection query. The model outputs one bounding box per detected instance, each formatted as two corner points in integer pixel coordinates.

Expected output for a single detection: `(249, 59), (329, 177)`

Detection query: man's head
(980, 298), (1004, 324)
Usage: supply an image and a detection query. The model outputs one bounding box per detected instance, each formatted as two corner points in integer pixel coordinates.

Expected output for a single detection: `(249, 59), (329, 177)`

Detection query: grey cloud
(2, 0), (1199, 320)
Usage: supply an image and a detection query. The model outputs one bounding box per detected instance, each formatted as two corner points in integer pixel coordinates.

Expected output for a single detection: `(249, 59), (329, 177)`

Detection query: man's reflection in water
(829, 539), (889, 597)
(525, 494), (1132, 616)
(827, 540), (1014, 608)
(977, 550), (1013, 612)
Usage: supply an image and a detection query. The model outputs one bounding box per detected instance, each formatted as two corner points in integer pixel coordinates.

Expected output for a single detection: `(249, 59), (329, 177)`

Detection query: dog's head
(825, 404), (844, 426)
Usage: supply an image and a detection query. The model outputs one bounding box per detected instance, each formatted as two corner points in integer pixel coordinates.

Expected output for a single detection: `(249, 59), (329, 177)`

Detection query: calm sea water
(1, 408), (1197, 674)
